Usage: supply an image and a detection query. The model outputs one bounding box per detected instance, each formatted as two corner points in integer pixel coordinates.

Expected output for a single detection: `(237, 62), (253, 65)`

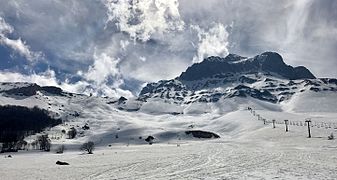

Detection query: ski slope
(0, 82), (337, 179)
(1, 110), (337, 180)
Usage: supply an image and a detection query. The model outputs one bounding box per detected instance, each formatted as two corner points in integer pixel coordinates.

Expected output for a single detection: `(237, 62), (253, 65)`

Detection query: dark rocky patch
(56, 161), (69, 165)
(230, 85), (277, 103)
(118, 96), (127, 104)
(4, 84), (40, 96)
(82, 124), (90, 130)
(145, 136), (155, 145)
(185, 130), (220, 139)
(41, 86), (63, 95)
(310, 87), (321, 92)
(3, 84), (64, 96)
(239, 76), (257, 84)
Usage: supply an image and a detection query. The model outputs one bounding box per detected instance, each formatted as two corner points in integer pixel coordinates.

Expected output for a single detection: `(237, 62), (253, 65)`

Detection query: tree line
(0, 105), (62, 151)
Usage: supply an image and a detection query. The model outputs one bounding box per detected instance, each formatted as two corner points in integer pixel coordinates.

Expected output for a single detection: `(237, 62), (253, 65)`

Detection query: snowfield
(0, 82), (337, 179)
(1, 116), (337, 180)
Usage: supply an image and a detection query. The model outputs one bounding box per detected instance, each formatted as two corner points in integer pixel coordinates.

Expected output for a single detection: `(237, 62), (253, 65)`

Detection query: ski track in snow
(2, 126), (337, 180)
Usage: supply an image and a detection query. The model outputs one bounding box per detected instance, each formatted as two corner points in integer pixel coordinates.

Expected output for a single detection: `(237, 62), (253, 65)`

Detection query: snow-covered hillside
(1, 52), (337, 179)
(0, 52), (336, 146)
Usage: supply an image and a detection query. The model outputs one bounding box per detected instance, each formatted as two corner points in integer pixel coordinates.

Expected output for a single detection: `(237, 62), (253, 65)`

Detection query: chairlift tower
(305, 118), (312, 138)
(284, 120), (289, 132)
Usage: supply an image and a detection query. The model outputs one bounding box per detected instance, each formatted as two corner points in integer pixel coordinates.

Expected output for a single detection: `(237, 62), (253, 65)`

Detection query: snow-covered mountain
(137, 52), (337, 113)
(0, 52), (337, 147)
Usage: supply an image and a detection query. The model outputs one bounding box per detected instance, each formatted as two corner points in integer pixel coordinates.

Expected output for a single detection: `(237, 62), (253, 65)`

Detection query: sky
(0, 0), (336, 97)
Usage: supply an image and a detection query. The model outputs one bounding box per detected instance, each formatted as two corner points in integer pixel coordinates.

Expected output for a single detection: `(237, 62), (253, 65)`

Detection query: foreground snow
(1, 109), (337, 180)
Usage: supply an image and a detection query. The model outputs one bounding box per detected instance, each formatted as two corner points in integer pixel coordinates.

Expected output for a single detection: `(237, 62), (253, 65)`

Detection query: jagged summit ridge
(178, 52), (315, 81)
(137, 52), (336, 106)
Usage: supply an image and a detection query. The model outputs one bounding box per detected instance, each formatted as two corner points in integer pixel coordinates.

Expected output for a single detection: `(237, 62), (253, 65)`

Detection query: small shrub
(328, 133), (334, 140)
(82, 124), (90, 130)
(81, 141), (94, 154)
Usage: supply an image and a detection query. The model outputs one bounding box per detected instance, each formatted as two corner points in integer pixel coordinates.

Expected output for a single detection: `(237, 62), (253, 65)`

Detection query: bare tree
(37, 134), (51, 151)
(67, 127), (77, 139)
(17, 140), (28, 150)
(81, 141), (94, 154)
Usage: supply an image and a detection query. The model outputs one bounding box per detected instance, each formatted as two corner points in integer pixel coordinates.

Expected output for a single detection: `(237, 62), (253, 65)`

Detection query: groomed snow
(1, 113), (337, 180)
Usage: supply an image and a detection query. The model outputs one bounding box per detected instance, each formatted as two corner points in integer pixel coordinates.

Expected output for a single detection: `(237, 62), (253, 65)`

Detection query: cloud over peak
(191, 23), (229, 63)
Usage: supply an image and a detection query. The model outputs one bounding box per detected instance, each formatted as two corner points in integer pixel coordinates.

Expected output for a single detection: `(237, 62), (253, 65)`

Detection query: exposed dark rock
(41, 86), (63, 95)
(320, 78), (337, 85)
(118, 96), (127, 104)
(82, 124), (90, 130)
(145, 136), (155, 145)
(5, 84), (40, 96)
(231, 85), (277, 103)
(275, 87), (290, 91)
(310, 87), (321, 92)
(3, 83), (64, 96)
(56, 161), (69, 165)
(185, 130), (220, 139)
(240, 76), (257, 84)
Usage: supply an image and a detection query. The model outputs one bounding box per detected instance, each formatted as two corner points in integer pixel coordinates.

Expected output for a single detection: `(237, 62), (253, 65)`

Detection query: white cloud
(0, 17), (13, 34)
(120, 40), (130, 51)
(0, 69), (133, 98)
(0, 17), (43, 61)
(139, 56), (146, 62)
(85, 52), (120, 84)
(79, 38), (134, 97)
(0, 69), (59, 87)
(104, 0), (185, 41)
(191, 23), (229, 63)
(284, 0), (314, 45)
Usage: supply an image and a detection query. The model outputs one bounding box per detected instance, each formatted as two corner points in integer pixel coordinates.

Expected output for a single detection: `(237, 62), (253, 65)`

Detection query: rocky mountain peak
(224, 53), (247, 62)
(178, 52), (315, 81)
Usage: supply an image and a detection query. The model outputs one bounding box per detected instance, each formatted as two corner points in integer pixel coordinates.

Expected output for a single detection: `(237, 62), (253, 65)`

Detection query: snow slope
(1, 109), (337, 180)
(0, 82), (336, 146)
(0, 64), (337, 179)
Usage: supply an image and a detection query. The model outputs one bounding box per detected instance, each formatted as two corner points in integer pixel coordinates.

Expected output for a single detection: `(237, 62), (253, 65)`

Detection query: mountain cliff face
(0, 82), (63, 96)
(139, 52), (335, 105)
(178, 52), (315, 81)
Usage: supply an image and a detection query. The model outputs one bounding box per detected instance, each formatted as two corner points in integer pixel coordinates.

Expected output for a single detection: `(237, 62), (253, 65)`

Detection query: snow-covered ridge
(139, 73), (337, 105)
(137, 52), (336, 114)
(0, 82), (63, 96)
(178, 52), (315, 81)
